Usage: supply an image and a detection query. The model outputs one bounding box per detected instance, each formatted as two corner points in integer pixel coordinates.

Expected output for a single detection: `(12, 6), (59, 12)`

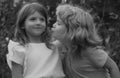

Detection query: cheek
(53, 27), (67, 39)
(42, 21), (47, 27)
(59, 28), (66, 35)
(24, 20), (31, 27)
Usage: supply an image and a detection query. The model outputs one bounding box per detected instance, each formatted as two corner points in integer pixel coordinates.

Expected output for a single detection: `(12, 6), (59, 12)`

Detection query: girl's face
(52, 16), (67, 40)
(24, 11), (46, 37)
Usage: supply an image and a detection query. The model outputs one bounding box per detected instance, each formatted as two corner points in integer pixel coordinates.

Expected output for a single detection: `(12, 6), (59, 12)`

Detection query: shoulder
(87, 46), (108, 57)
(8, 40), (19, 48)
(7, 40), (26, 68)
(8, 40), (26, 53)
(87, 46), (108, 67)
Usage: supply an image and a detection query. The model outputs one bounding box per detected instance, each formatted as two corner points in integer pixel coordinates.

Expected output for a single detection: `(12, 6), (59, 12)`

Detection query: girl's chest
(25, 45), (54, 62)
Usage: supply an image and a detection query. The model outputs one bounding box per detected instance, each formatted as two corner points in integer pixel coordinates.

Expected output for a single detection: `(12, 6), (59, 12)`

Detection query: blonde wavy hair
(56, 4), (102, 48)
(56, 4), (103, 77)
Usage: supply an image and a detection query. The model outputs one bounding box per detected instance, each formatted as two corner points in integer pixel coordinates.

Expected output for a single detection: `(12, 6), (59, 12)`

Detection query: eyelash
(30, 18), (45, 21)
(40, 18), (45, 21)
(56, 21), (61, 25)
(30, 18), (36, 21)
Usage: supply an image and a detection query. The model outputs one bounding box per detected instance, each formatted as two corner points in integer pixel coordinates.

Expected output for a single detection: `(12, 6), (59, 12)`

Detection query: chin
(52, 33), (62, 39)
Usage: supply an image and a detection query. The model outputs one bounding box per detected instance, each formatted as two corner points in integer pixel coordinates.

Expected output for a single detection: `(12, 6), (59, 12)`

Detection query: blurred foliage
(0, 0), (120, 78)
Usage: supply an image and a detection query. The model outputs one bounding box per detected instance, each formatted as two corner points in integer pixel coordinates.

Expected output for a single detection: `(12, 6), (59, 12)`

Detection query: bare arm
(104, 57), (120, 78)
(12, 62), (23, 78)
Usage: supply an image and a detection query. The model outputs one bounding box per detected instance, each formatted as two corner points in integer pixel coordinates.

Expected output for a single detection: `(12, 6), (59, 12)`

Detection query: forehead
(28, 11), (44, 18)
(23, 6), (46, 18)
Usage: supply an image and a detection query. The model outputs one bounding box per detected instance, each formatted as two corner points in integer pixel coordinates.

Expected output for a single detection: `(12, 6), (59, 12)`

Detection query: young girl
(52, 4), (120, 78)
(6, 2), (65, 78)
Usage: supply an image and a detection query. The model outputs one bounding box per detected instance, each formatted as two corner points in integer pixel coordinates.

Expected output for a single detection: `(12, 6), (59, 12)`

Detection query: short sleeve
(11, 46), (25, 65)
(88, 48), (108, 67)
(6, 40), (25, 69)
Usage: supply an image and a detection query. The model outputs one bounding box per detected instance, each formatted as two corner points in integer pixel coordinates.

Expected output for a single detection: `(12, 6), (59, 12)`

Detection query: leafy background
(0, 0), (120, 78)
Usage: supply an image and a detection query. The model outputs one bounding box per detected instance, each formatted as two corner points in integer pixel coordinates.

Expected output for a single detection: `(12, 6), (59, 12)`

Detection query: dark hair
(14, 2), (50, 45)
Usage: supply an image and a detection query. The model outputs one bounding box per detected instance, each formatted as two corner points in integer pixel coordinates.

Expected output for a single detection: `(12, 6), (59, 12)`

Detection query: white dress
(6, 40), (65, 78)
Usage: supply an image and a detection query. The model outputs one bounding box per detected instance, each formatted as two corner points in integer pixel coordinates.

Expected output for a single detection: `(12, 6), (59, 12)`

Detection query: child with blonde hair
(6, 2), (65, 78)
(52, 4), (120, 78)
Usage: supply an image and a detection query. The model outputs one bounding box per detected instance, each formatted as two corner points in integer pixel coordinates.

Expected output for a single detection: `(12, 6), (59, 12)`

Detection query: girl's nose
(36, 19), (41, 24)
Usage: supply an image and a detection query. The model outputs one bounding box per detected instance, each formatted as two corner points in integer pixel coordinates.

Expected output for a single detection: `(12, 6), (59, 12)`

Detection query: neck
(60, 38), (73, 51)
(28, 35), (43, 43)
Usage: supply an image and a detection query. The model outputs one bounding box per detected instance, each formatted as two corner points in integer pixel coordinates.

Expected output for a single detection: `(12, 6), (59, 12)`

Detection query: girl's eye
(40, 18), (45, 22)
(57, 21), (61, 25)
(29, 17), (45, 22)
(58, 23), (61, 25)
(30, 17), (36, 21)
